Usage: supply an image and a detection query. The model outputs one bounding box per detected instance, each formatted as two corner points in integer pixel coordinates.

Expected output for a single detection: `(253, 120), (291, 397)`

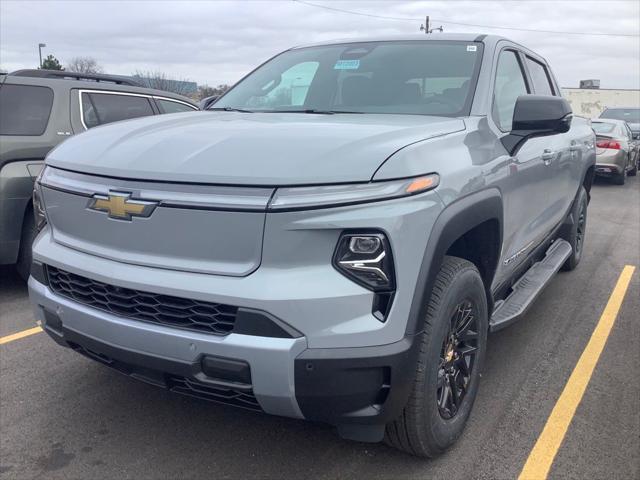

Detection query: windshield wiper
(208, 106), (254, 113)
(268, 109), (364, 115)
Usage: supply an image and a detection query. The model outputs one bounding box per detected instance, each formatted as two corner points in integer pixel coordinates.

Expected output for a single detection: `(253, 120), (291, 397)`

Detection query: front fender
(405, 188), (503, 335)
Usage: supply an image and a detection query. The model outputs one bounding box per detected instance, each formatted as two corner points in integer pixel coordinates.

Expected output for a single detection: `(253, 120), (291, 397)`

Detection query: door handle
(541, 149), (555, 165)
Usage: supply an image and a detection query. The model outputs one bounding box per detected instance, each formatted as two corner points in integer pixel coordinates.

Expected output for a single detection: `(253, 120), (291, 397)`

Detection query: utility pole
(38, 43), (46, 68)
(420, 16), (443, 34)
(420, 16), (429, 34)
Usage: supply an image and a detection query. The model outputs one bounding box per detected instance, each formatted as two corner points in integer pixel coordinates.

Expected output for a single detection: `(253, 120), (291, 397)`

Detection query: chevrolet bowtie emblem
(87, 192), (157, 221)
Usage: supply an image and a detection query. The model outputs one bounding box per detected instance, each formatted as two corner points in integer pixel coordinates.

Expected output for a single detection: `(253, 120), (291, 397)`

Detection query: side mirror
(199, 95), (219, 110)
(501, 95), (573, 155)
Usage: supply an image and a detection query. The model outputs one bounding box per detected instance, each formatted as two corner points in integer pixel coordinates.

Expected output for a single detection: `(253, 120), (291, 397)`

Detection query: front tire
(385, 256), (488, 457)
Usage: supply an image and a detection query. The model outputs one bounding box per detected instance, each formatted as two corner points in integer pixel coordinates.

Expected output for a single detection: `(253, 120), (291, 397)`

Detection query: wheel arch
(405, 189), (503, 335)
(582, 165), (595, 201)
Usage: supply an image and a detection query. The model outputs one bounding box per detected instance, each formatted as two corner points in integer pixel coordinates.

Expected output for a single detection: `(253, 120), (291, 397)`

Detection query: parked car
(0, 69), (198, 279)
(28, 34), (595, 457)
(591, 118), (638, 184)
(599, 107), (640, 140)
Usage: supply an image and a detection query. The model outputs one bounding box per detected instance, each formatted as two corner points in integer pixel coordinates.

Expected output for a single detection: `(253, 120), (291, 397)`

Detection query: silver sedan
(592, 119), (638, 185)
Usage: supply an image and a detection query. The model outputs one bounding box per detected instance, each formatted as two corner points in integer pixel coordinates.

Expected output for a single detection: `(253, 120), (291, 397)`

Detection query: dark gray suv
(0, 70), (198, 279)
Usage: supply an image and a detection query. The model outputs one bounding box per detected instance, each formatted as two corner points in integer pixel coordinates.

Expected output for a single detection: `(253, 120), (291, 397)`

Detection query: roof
(292, 33), (508, 49)
(9, 69), (140, 86)
(4, 69), (197, 105)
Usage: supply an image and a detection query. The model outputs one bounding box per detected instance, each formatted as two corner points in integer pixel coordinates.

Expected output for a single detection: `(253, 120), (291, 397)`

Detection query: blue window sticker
(334, 59), (360, 70)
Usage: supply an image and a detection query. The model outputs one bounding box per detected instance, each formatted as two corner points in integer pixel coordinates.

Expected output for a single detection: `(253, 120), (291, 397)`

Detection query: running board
(490, 239), (572, 332)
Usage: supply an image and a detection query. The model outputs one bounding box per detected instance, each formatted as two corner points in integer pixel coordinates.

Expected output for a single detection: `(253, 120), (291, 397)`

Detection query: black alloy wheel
(437, 299), (479, 419)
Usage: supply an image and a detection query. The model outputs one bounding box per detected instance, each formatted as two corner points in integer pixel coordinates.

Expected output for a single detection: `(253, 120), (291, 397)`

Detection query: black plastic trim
(30, 261), (48, 285)
(43, 264), (295, 339)
(405, 189), (503, 335)
(233, 308), (302, 338)
(294, 335), (420, 428)
(40, 315), (260, 408)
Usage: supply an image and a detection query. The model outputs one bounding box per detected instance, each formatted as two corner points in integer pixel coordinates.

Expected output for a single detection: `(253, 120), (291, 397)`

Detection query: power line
(292, 0), (640, 38)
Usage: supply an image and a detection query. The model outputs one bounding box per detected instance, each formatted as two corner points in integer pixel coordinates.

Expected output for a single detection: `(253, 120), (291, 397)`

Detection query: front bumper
(30, 276), (307, 418)
(30, 271), (419, 439)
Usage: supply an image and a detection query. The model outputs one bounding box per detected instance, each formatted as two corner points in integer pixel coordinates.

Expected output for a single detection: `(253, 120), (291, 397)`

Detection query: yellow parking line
(0, 326), (43, 345)
(518, 265), (636, 480)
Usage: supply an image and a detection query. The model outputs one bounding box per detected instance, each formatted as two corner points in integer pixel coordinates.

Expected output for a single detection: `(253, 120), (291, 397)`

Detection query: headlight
(33, 169), (47, 232)
(269, 174), (439, 211)
(333, 232), (395, 292)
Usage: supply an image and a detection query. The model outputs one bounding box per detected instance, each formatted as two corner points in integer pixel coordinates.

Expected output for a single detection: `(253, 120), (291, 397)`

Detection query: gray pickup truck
(28, 34), (595, 457)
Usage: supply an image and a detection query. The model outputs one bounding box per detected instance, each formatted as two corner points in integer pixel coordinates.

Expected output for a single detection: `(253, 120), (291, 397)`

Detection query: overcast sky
(1, 0), (639, 89)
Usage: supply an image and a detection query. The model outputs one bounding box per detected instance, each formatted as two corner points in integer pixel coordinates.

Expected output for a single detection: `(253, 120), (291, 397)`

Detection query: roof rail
(8, 69), (141, 87)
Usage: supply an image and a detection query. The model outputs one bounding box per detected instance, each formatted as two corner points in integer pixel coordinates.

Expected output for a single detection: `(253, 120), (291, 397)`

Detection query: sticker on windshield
(466, 45), (477, 52)
(334, 59), (360, 70)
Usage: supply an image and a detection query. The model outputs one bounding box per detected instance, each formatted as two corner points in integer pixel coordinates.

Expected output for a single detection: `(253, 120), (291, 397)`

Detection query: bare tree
(197, 84), (231, 100)
(132, 70), (196, 96)
(67, 56), (103, 74)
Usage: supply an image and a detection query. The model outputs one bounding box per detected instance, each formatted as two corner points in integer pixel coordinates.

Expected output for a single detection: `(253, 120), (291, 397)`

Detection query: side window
(493, 50), (529, 132)
(525, 57), (555, 96)
(156, 98), (197, 114)
(0, 84), (54, 136)
(246, 61), (319, 108)
(81, 92), (154, 129)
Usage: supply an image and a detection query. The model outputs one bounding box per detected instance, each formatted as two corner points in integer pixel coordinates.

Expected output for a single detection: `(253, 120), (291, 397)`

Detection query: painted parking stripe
(0, 326), (43, 345)
(518, 265), (636, 480)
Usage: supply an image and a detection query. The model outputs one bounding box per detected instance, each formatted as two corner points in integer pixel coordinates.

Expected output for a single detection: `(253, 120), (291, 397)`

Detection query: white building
(561, 88), (640, 118)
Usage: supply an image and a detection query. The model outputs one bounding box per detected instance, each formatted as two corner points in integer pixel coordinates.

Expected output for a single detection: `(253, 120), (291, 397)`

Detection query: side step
(490, 239), (572, 332)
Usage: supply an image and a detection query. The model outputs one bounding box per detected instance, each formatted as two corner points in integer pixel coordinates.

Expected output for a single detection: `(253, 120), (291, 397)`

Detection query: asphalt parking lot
(1, 177), (638, 480)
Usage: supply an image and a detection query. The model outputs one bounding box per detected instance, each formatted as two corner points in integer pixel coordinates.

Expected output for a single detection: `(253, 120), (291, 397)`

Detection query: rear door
(0, 80), (63, 261)
(522, 54), (579, 225)
(153, 97), (198, 114)
(70, 89), (157, 132)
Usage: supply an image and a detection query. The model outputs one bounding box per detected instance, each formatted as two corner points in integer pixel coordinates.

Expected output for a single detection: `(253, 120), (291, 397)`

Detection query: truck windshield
(214, 41), (483, 116)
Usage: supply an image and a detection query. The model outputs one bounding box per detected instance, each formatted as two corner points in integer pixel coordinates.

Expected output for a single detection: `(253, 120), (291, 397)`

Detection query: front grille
(47, 266), (237, 335)
(167, 376), (261, 411)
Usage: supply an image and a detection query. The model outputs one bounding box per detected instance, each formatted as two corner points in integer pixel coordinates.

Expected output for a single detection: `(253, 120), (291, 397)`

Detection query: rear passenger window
(493, 50), (529, 132)
(0, 84), (54, 136)
(156, 98), (196, 114)
(526, 57), (555, 96)
(81, 92), (154, 129)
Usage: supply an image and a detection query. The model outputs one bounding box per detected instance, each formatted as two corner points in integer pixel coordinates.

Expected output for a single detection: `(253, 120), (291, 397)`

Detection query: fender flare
(405, 188), (504, 335)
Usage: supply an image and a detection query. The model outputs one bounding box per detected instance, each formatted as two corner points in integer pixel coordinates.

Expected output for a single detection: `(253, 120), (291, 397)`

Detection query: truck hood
(46, 112), (465, 185)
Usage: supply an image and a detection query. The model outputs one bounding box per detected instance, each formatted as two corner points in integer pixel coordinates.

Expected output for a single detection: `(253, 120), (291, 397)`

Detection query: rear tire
(612, 169), (626, 185)
(628, 159), (637, 176)
(385, 256), (488, 457)
(16, 209), (35, 282)
(561, 186), (588, 271)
